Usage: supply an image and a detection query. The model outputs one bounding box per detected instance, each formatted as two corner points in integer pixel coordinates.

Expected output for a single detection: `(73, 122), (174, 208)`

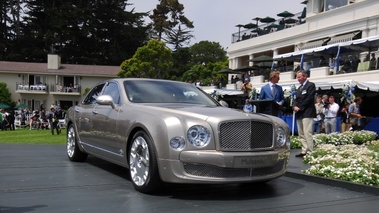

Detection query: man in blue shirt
(259, 71), (285, 117)
(243, 99), (253, 112)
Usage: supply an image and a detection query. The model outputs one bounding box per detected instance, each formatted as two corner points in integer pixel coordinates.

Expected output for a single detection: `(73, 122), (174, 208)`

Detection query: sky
(128, 0), (306, 49)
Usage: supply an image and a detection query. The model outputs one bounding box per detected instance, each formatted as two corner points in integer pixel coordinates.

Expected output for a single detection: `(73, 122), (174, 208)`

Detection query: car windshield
(124, 80), (218, 106)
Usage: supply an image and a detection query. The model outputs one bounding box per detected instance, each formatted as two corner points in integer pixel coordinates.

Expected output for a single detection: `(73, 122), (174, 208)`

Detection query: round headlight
(276, 127), (287, 147)
(169, 137), (185, 150)
(187, 125), (211, 147)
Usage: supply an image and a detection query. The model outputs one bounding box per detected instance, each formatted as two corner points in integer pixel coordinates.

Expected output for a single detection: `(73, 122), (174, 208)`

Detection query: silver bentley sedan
(66, 78), (290, 193)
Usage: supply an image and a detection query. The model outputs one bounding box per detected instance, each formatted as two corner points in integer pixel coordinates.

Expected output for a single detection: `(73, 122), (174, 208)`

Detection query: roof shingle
(0, 61), (120, 77)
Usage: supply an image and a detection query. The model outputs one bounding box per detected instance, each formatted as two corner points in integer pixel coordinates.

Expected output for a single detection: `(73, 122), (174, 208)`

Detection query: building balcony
(16, 83), (48, 94)
(15, 83), (81, 96)
(231, 11), (305, 44)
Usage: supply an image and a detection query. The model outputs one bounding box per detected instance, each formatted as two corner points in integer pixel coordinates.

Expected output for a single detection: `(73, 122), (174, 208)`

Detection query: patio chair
(14, 119), (20, 129)
(58, 114), (66, 129)
(30, 120), (40, 130)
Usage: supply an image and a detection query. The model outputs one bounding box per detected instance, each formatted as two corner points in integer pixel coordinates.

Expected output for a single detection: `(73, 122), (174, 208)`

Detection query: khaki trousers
(341, 122), (351, 133)
(297, 118), (314, 154)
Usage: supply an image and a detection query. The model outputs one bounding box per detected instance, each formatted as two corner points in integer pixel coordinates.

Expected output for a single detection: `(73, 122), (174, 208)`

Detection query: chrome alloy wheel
(67, 126), (76, 158)
(129, 136), (150, 186)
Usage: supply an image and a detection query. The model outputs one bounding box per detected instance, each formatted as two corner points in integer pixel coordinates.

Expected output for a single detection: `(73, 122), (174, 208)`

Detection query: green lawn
(0, 128), (66, 144)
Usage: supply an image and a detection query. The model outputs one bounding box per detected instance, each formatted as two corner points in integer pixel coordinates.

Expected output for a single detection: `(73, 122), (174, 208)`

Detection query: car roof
(110, 78), (191, 85)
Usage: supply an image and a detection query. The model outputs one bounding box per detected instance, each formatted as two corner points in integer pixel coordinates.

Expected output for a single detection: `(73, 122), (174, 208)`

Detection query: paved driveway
(1, 144), (379, 213)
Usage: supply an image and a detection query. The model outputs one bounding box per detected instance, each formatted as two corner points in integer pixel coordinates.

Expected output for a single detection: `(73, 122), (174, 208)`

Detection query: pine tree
(149, 0), (194, 50)
(4, 0), (150, 65)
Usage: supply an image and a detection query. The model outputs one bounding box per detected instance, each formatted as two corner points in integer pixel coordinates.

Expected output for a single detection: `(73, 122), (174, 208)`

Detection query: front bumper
(158, 149), (290, 184)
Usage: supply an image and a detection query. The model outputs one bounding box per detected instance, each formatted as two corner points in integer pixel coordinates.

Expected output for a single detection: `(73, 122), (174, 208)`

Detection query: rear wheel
(67, 124), (87, 162)
(129, 131), (161, 193)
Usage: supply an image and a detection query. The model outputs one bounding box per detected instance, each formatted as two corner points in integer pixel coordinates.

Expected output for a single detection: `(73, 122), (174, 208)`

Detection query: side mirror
(219, 100), (229, 108)
(96, 95), (116, 109)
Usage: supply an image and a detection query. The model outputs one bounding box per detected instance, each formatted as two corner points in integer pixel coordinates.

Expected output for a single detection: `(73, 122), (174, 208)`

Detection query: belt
(325, 117), (336, 119)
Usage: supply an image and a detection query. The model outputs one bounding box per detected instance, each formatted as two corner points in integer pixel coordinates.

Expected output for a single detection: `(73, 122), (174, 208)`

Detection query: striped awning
(274, 35), (379, 60)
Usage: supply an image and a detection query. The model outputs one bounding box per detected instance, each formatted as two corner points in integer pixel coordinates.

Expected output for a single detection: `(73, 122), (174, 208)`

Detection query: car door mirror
(96, 95), (116, 109)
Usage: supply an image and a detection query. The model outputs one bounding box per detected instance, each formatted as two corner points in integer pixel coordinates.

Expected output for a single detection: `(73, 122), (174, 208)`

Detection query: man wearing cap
(241, 77), (252, 95)
(48, 107), (61, 135)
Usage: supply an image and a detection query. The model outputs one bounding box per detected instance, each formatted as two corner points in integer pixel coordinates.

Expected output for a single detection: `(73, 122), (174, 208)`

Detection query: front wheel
(129, 131), (161, 193)
(67, 124), (87, 162)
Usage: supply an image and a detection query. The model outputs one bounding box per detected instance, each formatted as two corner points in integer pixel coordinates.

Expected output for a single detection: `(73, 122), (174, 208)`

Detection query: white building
(0, 54), (119, 111)
(227, 0), (379, 89)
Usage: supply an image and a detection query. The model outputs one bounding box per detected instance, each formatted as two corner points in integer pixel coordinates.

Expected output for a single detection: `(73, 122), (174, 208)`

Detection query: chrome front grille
(219, 121), (274, 151)
(183, 160), (286, 178)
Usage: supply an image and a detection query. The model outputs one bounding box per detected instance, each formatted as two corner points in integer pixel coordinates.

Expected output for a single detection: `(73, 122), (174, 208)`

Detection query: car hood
(132, 103), (281, 124)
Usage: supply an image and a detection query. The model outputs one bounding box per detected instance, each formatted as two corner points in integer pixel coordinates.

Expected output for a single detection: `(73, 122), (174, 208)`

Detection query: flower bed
(291, 131), (379, 186)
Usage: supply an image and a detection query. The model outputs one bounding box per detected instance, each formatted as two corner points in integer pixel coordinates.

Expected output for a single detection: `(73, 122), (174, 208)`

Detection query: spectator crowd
(0, 103), (64, 135)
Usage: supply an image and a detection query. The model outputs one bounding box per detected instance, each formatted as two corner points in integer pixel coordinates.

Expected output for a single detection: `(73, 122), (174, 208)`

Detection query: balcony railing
(16, 83), (49, 93)
(231, 11), (304, 44)
(16, 83), (81, 94)
(49, 84), (81, 93)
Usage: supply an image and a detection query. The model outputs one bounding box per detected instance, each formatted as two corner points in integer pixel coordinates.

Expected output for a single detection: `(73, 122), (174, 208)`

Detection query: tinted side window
(83, 83), (105, 105)
(103, 82), (120, 104)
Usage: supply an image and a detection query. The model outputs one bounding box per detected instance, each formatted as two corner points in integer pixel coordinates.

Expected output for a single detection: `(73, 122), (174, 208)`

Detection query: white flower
(301, 132), (379, 186)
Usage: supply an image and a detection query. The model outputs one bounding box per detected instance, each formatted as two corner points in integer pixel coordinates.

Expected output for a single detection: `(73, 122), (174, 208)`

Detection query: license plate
(234, 155), (278, 167)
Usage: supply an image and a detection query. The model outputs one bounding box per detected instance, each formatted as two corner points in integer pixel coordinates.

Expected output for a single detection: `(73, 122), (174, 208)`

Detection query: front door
(76, 83), (105, 149)
(90, 82), (122, 160)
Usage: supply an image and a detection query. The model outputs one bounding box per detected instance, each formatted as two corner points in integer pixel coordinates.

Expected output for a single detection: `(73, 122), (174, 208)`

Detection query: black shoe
(295, 153), (306, 158)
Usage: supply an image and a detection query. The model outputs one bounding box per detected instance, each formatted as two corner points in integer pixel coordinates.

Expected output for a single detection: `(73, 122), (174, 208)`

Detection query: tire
(129, 130), (161, 194)
(67, 124), (87, 162)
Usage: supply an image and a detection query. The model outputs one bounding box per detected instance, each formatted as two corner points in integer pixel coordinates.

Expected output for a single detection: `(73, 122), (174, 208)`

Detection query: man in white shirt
(323, 96), (339, 134)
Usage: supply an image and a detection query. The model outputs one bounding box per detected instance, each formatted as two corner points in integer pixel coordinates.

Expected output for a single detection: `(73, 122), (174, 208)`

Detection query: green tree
(181, 41), (228, 85)
(190, 41), (227, 65)
(181, 61), (228, 86)
(5, 0), (150, 65)
(181, 64), (210, 84)
(0, 82), (14, 107)
(170, 41), (228, 82)
(0, 0), (24, 60)
(210, 60), (229, 85)
(169, 47), (192, 80)
(150, 0), (194, 49)
(118, 39), (173, 79)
